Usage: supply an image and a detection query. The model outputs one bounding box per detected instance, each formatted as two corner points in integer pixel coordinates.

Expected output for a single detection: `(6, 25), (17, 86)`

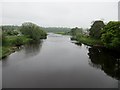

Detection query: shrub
(101, 21), (120, 49)
(20, 22), (47, 41)
(89, 20), (105, 39)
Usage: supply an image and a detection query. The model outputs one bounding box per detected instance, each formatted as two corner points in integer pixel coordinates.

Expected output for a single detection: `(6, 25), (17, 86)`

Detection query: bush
(5, 30), (19, 36)
(6, 36), (31, 47)
(11, 37), (24, 46)
(89, 20), (105, 39)
(2, 33), (7, 46)
(70, 27), (83, 36)
(101, 21), (120, 49)
(20, 22), (47, 41)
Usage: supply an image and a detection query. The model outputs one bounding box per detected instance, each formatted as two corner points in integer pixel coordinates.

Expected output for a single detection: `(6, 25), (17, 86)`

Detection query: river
(2, 33), (119, 88)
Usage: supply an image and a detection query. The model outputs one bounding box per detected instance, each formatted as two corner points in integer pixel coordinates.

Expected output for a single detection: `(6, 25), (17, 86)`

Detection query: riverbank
(2, 33), (119, 88)
(1, 22), (47, 60)
(0, 46), (17, 59)
(0, 36), (32, 60)
(71, 35), (104, 47)
(71, 35), (120, 53)
(56, 32), (104, 47)
(1, 36), (47, 59)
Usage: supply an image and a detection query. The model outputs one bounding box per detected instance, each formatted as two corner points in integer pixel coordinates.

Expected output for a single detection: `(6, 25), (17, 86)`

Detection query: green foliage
(70, 27), (84, 41)
(70, 25), (103, 46)
(7, 36), (31, 46)
(1, 35), (31, 59)
(76, 34), (102, 46)
(1, 22), (47, 59)
(11, 37), (25, 46)
(70, 27), (83, 36)
(0, 46), (10, 59)
(89, 21), (105, 39)
(20, 22), (47, 41)
(1, 25), (20, 36)
(5, 30), (19, 36)
(1, 25), (20, 32)
(2, 33), (7, 46)
(101, 21), (120, 49)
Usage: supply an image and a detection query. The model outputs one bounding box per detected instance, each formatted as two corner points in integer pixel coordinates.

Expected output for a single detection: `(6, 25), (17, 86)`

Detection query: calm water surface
(0, 61), (2, 89)
(2, 33), (119, 88)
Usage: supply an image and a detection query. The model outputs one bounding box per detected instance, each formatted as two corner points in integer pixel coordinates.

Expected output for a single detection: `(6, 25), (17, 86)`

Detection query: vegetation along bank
(69, 21), (120, 51)
(0, 22), (47, 59)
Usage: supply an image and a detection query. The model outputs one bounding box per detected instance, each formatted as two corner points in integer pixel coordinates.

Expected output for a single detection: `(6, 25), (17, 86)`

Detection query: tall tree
(20, 22), (47, 41)
(89, 20), (105, 39)
(70, 27), (83, 36)
(101, 21), (120, 49)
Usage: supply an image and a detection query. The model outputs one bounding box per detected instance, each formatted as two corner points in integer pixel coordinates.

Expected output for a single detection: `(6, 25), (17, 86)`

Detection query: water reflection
(74, 42), (82, 46)
(24, 41), (43, 58)
(0, 61), (2, 89)
(2, 34), (119, 88)
(88, 47), (120, 80)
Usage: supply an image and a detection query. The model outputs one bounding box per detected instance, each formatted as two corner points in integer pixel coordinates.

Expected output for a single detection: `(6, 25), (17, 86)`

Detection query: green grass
(75, 35), (103, 46)
(0, 47), (2, 59)
(6, 36), (31, 46)
(1, 36), (32, 59)
(0, 46), (19, 60)
(0, 46), (11, 59)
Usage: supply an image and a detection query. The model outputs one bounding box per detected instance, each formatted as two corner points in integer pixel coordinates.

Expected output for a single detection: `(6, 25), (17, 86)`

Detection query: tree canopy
(20, 22), (47, 41)
(89, 20), (105, 39)
(70, 27), (83, 36)
(101, 21), (120, 49)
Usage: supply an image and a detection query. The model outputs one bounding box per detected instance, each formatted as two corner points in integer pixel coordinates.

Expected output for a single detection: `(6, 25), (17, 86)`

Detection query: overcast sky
(1, 1), (118, 28)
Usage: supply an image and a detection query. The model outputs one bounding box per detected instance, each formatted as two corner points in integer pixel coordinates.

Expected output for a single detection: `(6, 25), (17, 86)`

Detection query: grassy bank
(1, 22), (47, 60)
(0, 36), (31, 59)
(0, 46), (15, 59)
(71, 35), (103, 47)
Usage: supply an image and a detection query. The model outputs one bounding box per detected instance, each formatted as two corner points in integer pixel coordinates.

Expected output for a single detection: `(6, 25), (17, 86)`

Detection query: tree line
(70, 20), (120, 50)
(1, 22), (47, 59)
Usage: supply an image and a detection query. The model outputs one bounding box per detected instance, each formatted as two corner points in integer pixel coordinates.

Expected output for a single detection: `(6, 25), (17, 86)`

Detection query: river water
(2, 33), (119, 88)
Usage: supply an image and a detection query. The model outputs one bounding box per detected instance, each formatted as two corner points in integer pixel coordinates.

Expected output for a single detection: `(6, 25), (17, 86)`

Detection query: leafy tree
(70, 27), (83, 40)
(1, 25), (20, 32)
(20, 22), (47, 41)
(70, 27), (83, 36)
(89, 20), (105, 39)
(101, 21), (120, 49)
(5, 30), (19, 36)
